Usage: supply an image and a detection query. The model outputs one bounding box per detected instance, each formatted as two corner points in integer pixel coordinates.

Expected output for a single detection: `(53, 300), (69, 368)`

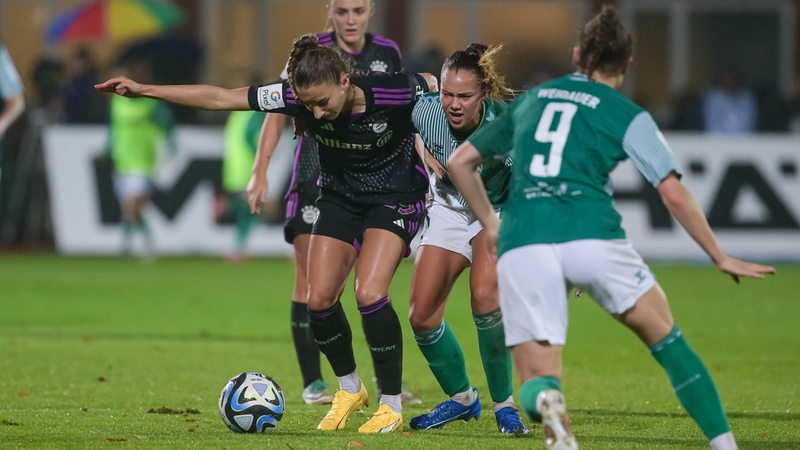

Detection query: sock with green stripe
(650, 325), (731, 440)
(519, 376), (562, 422)
(414, 321), (471, 396)
(474, 308), (514, 403)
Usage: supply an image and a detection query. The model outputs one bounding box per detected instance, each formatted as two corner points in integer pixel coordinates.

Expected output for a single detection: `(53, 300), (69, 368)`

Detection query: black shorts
(284, 189), (320, 244)
(313, 192), (427, 257)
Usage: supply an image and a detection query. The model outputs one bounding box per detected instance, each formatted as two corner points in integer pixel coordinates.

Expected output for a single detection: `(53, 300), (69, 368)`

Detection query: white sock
(380, 394), (402, 413)
(451, 388), (476, 406)
(709, 431), (738, 450)
(493, 395), (515, 413)
(337, 370), (361, 394)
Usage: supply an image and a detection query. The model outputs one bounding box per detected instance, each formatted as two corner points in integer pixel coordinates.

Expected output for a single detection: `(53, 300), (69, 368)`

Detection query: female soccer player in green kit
(408, 43), (526, 434)
(448, 6), (774, 450)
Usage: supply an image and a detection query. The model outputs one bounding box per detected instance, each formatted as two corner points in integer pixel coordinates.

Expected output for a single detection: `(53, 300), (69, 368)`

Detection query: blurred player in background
(408, 43), (526, 434)
(107, 58), (175, 258)
(96, 33), (437, 433)
(245, 0), (416, 406)
(448, 6), (774, 450)
(221, 74), (265, 261)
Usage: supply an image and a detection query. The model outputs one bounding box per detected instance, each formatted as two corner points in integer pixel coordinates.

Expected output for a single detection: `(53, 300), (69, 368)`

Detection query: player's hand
(246, 174), (269, 214)
(716, 255), (775, 284)
(95, 77), (143, 98)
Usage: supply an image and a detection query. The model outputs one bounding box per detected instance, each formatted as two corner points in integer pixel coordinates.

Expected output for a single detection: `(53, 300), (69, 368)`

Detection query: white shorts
(418, 176), (496, 263)
(497, 239), (656, 346)
(114, 174), (152, 200)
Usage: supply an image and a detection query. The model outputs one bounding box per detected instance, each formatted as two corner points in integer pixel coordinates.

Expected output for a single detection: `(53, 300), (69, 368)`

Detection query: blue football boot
(494, 406), (528, 434)
(409, 388), (481, 430)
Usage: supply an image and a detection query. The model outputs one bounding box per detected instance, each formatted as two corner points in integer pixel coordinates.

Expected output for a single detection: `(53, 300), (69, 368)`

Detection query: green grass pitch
(1, 255), (797, 449)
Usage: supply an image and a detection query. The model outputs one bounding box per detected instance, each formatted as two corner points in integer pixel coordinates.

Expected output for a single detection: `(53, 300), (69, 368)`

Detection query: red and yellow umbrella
(46, 0), (184, 43)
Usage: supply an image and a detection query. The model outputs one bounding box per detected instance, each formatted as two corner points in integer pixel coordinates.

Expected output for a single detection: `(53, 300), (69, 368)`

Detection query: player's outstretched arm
(95, 77), (251, 111)
(657, 174), (776, 283)
(247, 113), (288, 214)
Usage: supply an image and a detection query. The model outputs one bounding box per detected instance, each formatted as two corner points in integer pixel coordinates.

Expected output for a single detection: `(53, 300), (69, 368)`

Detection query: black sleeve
(247, 81), (294, 113)
(410, 72), (430, 94)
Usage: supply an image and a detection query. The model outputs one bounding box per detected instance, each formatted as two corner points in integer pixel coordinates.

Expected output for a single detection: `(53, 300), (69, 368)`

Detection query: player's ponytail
(577, 5), (632, 77)
(286, 34), (354, 92)
(442, 43), (514, 101)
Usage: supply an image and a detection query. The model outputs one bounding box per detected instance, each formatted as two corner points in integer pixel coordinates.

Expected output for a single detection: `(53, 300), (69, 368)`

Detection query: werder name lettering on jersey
(257, 83), (285, 110)
(537, 88), (600, 109)
(314, 134), (372, 150)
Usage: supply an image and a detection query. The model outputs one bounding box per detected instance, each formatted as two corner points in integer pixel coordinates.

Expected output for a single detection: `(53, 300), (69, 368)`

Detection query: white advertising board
(44, 127), (800, 261)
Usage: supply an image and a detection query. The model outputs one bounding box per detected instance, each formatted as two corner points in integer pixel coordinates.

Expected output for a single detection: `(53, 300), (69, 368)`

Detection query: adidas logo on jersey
(393, 219), (405, 229)
(321, 123), (335, 131)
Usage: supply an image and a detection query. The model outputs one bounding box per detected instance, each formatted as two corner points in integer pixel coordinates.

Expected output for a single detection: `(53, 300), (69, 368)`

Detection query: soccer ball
(218, 371), (284, 432)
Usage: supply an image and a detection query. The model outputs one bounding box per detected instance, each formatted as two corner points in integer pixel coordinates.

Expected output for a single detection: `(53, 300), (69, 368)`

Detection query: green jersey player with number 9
(448, 6), (774, 450)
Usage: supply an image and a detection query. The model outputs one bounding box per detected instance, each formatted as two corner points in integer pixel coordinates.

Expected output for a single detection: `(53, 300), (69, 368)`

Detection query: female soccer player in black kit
(96, 34), (436, 434)
(247, 0), (410, 407)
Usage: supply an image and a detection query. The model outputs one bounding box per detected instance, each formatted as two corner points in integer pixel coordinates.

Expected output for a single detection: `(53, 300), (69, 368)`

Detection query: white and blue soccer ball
(218, 371), (284, 433)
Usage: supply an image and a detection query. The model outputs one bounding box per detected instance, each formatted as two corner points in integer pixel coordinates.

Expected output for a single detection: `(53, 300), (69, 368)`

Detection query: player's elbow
(657, 175), (690, 212)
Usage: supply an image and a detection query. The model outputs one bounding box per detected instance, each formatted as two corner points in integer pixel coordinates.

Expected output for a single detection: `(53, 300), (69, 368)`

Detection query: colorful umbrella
(46, 0), (184, 43)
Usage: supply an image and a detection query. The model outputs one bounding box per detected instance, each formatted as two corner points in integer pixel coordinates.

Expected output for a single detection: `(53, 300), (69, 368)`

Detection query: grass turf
(0, 255), (797, 449)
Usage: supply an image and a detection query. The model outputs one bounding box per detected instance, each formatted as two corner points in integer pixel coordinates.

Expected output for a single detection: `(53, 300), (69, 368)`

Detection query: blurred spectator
(405, 44), (445, 74)
(0, 40), (26, 179)
(116, 36), (204, 123)
(31, 55), (64, 121)
(62, 46), (107, 123)
(669, 90), (704, 131)
(755, 86), (790, 132)
(701, 63), (757, 133)
(524, 61), (559, 90)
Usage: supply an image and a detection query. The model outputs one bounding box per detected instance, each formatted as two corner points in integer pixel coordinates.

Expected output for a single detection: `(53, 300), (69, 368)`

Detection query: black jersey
(281, 32), (404, 195)
(248, 71), (430, 204)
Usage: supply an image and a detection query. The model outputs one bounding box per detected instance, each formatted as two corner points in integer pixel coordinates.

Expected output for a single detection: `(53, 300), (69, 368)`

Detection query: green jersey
(469, 73), (682, 256)
(412, 92), (511, 208)
(110, 96), (173, 176)
(223, 110), (265, 192)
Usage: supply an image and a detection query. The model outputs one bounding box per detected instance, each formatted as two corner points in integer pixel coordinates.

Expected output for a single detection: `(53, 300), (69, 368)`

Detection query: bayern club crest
(370, 60), (389, 72)
(301, 205), (319, 224)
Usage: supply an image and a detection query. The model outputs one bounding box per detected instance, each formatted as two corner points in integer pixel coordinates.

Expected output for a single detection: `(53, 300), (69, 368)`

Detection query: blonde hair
(442, 43), (514, 101)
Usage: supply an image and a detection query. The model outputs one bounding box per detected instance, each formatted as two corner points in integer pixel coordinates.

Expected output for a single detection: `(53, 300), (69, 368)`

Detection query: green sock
(650, 326), (731, 440)
(474, 308), (514, 403)
(137, 219), (153, 249)
(519, 376), (561, 421)
(414, 321), (470, 396)
(121, 221), (133, 249)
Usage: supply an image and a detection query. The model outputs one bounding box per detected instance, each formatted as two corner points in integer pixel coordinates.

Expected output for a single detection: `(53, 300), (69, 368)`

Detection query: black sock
(360, 297), (403, 396)
(309, 301), (356, 377)
(290, 301), (321, 387)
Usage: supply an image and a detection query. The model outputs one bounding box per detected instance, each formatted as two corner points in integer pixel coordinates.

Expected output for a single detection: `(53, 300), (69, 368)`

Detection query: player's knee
(469, 286), (498, 313)
(408, 309), (436, 332)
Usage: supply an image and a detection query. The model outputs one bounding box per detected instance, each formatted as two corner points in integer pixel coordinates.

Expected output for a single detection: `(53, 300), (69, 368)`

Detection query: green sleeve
(468, 103), (514, 160)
